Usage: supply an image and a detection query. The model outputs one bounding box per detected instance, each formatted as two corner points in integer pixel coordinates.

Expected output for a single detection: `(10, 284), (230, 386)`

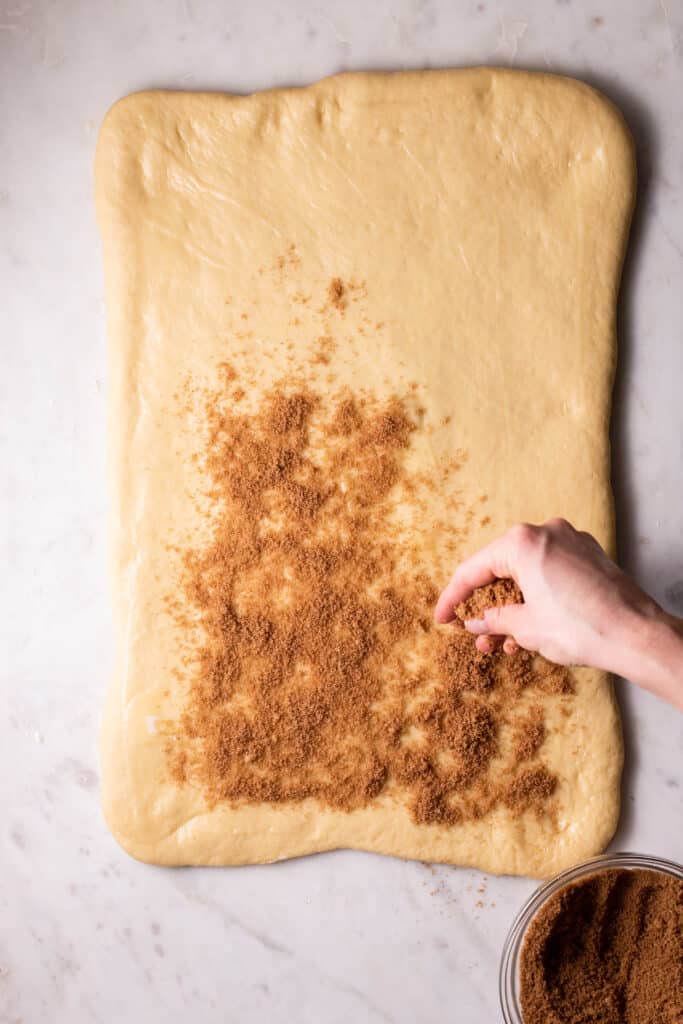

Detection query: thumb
(467, 603), (527, 638)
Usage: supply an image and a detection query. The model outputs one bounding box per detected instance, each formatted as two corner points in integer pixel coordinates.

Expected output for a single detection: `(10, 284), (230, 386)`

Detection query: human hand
(434, 518), (683, 707)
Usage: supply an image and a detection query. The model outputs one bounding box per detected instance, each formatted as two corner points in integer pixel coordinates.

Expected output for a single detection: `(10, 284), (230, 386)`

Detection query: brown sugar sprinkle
(310, 335), (336, 366)
(513, 705), (546, 761)
(275, 243), (301, 273)
(520, 868), (683, 1024)
(166, 369), (573, 827)
(503, 766), (557, 812)
(456, 578), (523, 621)
(328, 277), (347, 310)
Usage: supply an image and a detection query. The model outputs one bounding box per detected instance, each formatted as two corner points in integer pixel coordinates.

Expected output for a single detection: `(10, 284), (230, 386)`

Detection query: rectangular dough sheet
(95, 69), (635, 876)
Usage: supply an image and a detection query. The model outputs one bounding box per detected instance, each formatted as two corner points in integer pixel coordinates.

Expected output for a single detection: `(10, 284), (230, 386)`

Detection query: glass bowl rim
(498, 851), (683, 1024)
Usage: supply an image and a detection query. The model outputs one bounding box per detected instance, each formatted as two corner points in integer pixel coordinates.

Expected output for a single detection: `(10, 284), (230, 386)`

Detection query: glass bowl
(499, 851), (683, 1023)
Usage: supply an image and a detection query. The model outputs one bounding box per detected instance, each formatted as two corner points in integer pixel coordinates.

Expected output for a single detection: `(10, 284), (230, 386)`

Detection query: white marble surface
(2, 1), (682, 1021)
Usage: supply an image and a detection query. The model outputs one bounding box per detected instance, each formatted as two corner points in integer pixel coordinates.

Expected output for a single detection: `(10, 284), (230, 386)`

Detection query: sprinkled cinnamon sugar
(327, 277), (347, 310)
(456, 578), (523, 621)
(310, 335), (336, 366)
(164, 293), (572, 828)
(513, 704), (546, 762)
(503, 766), (557, 812)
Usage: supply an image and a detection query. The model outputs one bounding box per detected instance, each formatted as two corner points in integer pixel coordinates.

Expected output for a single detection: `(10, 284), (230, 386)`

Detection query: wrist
(609, 605), (683, 707)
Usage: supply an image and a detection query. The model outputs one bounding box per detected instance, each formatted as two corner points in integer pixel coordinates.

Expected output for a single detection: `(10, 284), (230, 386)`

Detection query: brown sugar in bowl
(499, 852), (683, 1024)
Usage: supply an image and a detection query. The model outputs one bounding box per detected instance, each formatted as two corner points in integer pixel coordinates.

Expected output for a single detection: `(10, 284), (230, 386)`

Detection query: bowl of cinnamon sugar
(499, 852), (683, 1024)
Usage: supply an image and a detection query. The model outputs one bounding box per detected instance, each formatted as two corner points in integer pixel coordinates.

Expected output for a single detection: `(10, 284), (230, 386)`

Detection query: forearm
(607, 608), (683, 709)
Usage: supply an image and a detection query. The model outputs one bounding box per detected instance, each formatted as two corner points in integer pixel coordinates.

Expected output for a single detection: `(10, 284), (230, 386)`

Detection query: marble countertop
(2, 1), (682, 1021)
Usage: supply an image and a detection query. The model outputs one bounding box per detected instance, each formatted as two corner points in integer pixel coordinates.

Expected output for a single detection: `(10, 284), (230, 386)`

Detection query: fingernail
(464, 618), (488, 635)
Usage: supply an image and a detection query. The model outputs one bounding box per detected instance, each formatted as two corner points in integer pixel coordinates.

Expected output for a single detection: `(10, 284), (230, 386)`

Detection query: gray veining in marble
(2, 1), (682, 1021)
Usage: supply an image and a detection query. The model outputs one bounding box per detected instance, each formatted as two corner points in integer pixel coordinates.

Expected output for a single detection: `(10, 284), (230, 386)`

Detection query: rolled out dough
(95, 69), (635, 876)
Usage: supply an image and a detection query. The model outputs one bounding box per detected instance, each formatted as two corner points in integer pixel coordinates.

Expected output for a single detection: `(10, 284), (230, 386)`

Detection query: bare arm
(434, 517), (683, 710)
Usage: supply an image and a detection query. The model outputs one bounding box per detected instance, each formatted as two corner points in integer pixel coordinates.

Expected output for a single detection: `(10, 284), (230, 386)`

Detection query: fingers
(475, 633), (505, 654)
(473, 607), (526, 655)
(433, 532), (522, 623)
(476, 634), (520, 656)
(468, 603), (527, 639)
(433, 550), (497, 623)
(464, 617), (489, 635)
